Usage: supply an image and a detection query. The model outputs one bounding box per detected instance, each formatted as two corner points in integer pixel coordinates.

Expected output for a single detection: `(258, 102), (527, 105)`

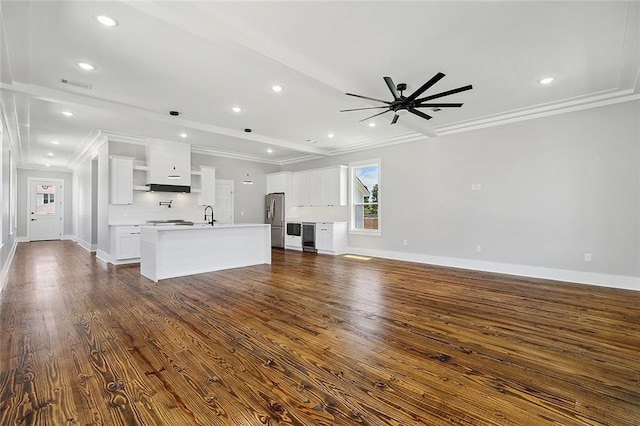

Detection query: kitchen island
(140, 224), (271, 282)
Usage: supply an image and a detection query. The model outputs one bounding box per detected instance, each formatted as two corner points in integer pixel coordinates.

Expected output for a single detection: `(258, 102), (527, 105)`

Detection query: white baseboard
(0, 239), (19, 294)
(346, 247), (640, 291)
(112, 258), (140, 266)
(15, 237), (29, 243)
(96, 250), (111, 264)
(62, 234), (76, 241)
(77, 239), (97, 253)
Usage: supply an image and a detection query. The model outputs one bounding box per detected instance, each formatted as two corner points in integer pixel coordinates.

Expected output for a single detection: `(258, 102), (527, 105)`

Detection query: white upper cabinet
(110, 156), (134, 205)
(197, 166), (216, 206)
(146, 142), (191, 186)
(266, 172), (289, 194)
(292, 166), (347, 207)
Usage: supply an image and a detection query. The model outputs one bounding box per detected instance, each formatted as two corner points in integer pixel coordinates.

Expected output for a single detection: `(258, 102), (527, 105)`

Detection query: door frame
(27, 177), (65, 241)
(215, 179), (235, 224)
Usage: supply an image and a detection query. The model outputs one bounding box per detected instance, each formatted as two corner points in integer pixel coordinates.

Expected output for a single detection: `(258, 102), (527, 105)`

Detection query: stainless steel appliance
(265, 193), (285, 248)
(286, 222), (301, 236)
(302, 222), (316, 252)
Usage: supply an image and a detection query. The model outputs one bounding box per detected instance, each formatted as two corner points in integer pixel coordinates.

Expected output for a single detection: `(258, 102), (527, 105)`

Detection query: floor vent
(60, 78), (92, 90)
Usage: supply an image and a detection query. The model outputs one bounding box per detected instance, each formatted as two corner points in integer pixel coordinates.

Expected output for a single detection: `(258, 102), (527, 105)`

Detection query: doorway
(28, 178), (64, 241)
(215, 180), (234, 224)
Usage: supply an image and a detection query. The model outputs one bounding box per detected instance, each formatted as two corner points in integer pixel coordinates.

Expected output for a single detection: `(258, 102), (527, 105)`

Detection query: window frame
(349, 159), (381, 236)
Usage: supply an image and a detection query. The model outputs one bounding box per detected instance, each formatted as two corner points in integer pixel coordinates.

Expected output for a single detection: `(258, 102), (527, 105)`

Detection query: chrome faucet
(204, 205), (215, 226)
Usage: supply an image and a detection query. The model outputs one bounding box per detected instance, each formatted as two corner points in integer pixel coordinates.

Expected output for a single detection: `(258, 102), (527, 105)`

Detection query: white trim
(15, 237), (29, 243)
(112, 258), (140, 266)
(346, 246), (640, 292)
(77, 239), (97, 253)
(62, 234), (76, 241)
(435, 92), (640, 137)
(96, 249), (110, 264)
(26, 177), (65, 241)
(0, 239), (19, 294)
(349, 159), (381, 235)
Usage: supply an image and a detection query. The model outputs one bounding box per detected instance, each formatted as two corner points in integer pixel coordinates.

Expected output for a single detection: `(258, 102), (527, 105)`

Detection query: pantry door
(215, 180), (234, 224)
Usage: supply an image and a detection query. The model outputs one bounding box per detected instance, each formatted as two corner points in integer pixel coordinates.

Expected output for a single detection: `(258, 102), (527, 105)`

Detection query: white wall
(74, 157), (94, 250)
(283, 100), (640, 289)
(0, 110), (17, 292)
(191, 153), (280, 224)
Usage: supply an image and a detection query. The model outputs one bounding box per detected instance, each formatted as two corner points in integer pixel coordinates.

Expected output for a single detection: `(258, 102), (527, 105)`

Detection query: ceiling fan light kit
(341, 72), (472, 125)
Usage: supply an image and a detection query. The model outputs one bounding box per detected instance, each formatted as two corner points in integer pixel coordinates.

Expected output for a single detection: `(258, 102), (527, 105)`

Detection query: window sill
(349, 230), (382, 236)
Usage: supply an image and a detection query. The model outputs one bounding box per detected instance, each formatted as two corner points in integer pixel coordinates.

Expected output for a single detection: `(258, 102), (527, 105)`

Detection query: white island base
(140, 224), (271, 282)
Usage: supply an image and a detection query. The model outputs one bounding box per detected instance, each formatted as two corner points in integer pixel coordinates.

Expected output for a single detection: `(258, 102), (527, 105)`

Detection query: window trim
(349, 158), (381, 236)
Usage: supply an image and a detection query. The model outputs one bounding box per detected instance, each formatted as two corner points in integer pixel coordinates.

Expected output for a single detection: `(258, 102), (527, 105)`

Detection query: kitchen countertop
(141, 223), (269, 231)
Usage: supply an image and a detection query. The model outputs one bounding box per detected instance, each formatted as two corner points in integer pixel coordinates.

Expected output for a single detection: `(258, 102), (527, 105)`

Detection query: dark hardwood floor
(1, 241), (638, 425)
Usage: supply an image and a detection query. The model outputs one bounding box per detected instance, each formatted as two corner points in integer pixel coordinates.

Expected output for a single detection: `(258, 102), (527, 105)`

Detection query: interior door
(30, 180), (62, 241)
(215, 180), (234, 224)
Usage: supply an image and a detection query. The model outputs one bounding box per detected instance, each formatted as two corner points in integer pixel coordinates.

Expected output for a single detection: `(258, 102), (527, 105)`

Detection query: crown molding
(325, 131), (427, 156)
(17, 165), (72, 173)
(66, 129), (104, 169)
(434, 89), (640, 136)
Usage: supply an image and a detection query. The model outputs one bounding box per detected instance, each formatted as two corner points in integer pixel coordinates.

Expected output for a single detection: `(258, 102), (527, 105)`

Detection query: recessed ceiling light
(271, 85), (283, 93)
(368, 122), (376, 127)
(62, 111), (74, 117)
(232, 106), (242, 113)
(267, 148), (273, 154)
(75, 61), (95, 71)
(96, 15), (117, 27)
(180, 132), (188, 138)
(47, 152), (54, 157)
(327, 133), (334, 138)
(51, 140), (60, 145)
(45, 164), (51, 167)
(539, 77), (554, 85)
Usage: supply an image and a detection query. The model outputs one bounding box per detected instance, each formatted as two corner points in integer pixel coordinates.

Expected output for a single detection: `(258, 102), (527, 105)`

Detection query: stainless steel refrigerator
(265, 193), (285, 248)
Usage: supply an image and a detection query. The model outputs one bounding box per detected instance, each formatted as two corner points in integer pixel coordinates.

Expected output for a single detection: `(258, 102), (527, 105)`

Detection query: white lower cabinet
(315, 222), (347, 255)
(285, 235), (302, 250)
(112, 226), (141, 261)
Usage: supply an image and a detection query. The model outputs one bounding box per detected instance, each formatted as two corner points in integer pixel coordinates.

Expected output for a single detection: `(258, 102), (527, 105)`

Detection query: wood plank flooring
(1, 241), (638, 425)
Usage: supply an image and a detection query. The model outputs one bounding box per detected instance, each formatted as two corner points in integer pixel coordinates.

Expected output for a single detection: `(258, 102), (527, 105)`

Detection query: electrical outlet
(403, 239), (408, 247)
(476, 245), (482, 253)
(471, 183), (482, 191)
(584, 253), (592, 262)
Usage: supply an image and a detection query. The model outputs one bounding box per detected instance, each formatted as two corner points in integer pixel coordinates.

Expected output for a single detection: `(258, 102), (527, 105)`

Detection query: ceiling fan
(341, 72), (472, 124)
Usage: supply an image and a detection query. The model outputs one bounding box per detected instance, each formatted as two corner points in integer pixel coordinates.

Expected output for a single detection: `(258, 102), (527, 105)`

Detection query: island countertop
(140, 224), (271, 282)
(140, 223), (268, 231)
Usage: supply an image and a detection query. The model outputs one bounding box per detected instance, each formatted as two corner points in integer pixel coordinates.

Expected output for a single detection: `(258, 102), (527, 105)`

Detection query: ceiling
(1, 1), (639, 170)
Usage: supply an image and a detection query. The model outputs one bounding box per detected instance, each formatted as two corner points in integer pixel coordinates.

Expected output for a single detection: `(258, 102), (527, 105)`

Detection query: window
(350, 159), (381, 234)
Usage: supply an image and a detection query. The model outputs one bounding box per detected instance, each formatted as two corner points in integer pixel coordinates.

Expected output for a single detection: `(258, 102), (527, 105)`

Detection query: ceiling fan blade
(346, 92), (391, 104)
(416, 84), (473, 103)
(340, 106), (390, 112)
(414, 103), (464, 108)
(384, 76), (401, 100)
(391, 114), (399, 125)
(405, 72), (446, 102)
(408, 108), (432, 121)
(358, 109), (392, 122)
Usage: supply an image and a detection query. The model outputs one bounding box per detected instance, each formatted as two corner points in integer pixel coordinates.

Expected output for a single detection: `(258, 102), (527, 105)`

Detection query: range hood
(147, 184), (191, 193)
